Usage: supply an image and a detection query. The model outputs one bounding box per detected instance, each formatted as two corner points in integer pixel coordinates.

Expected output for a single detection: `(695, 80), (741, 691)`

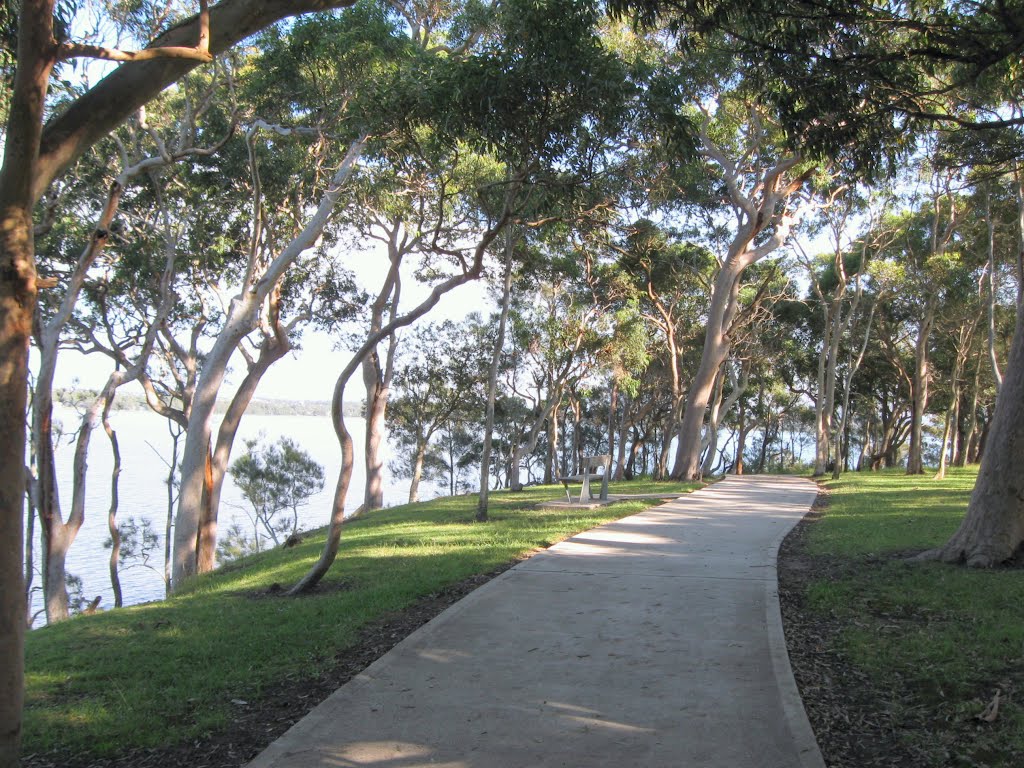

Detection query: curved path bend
(249, 474), (823, 768)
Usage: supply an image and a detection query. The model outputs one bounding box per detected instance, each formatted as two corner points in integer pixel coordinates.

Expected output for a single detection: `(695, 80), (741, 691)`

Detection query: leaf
(975, 689), (1000, 723)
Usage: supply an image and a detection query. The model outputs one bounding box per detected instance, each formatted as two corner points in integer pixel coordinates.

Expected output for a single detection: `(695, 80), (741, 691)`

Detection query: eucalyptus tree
(670, 99), (815, 480)
(169, 4), (418, 587)
(292, 0), (641, 589)
(27, 64), (235, 622)
(794, 192), (896, 477)
(616, 0), (1024, 564)
(387, 319), (486, 503)
(504, 270), (607, 490)
(613, 220), (713, 472)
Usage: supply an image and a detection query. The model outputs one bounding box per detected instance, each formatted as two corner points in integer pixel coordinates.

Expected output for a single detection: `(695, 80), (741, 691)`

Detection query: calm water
(28, 409), (442, 623)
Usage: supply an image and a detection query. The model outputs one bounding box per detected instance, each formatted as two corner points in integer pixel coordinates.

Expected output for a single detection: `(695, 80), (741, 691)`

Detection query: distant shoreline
(54, 388), (364, 418)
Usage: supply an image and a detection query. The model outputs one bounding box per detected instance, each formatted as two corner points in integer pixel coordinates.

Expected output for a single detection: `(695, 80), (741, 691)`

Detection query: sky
(50, 238), (492, 402)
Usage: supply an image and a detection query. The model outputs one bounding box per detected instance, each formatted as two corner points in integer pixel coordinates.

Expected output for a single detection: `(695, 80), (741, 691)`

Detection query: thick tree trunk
(673, 264), (741, 479)
(923, 311), (1024, 565)
(173, 302), (255, 585)
(701, 368), (727, 478)
(174, 137), (365, 588)
(196, 448), (216, 573)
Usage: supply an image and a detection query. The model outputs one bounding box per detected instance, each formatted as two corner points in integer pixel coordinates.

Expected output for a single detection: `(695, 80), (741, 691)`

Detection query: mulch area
(777, 494), (920, 767)
(778, 489), (1018, 768)
(23, 558), (529, 768)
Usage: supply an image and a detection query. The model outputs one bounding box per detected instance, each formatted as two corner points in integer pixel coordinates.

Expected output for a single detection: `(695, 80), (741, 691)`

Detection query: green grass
(24, 479), (699, 759)
(805, 467), (1024, 766)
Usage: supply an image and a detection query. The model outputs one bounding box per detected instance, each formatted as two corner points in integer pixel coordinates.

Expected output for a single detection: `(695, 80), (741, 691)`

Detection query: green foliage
(387, 319), (487, 494)
(23, 480), (699, 759)
(103, 516), (160, 573)
(228, 436), (326, 551)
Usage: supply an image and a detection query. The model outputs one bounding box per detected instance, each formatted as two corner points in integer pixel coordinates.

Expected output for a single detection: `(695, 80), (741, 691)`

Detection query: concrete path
(248, 475), (823, 768)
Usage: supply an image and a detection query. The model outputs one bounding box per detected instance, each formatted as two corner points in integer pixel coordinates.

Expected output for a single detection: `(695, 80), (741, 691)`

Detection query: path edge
(763, 477), (827, 768)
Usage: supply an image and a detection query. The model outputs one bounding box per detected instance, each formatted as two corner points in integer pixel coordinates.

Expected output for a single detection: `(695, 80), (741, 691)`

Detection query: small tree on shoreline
(228, 436), (325, 552)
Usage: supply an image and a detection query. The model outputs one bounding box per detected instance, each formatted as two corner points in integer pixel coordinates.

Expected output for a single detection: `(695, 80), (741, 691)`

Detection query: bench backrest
(582, 454), (611, 473)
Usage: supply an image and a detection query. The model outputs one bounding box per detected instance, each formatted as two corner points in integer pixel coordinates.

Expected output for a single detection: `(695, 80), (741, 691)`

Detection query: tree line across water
(5, 1), (1024, 763)
(54, 388), (359, 417)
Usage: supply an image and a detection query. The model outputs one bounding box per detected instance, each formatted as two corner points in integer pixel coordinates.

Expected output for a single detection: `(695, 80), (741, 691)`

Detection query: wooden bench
(559, 454), (611, 503)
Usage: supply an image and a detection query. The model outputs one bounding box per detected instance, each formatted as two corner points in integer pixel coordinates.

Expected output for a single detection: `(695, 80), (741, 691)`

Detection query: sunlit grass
(24, 479), (699, 759)
(803, 467), (1024, 765)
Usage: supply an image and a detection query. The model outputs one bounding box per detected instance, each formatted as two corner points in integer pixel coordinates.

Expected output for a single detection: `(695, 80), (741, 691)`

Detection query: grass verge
(786, 467), (1024, 767)
(24, 479), (699, 761)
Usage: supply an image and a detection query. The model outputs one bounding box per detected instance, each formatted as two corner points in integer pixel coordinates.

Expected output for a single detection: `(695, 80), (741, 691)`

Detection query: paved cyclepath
(248, 474), (823, 768)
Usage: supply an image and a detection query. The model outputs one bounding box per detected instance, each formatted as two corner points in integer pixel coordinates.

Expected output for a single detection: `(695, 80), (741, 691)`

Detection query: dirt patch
(23, 559), (525, 768)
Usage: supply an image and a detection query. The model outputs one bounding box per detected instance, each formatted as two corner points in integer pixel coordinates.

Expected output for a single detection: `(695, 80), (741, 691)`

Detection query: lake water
(28, 408), (444, 623)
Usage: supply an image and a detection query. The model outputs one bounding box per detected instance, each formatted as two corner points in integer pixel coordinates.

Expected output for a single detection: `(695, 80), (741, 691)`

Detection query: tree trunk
(24, 464), (36, 627)
(409, 441), (427, 504)
(510, 398), (559, 492)
(164, 423), (182, 597)
(673, 264), (742, 479)
(987, 191), (1004, 393)
(173, 137), (365, 589)
(613, 397), (630, 481)
(907, 301), (935, 474)
(206, 315), (292, 567)
(103, 407), (123, 609)
(196, 448), (216, 573)
(545, 406), (558, 485)
(607, 381), (618, 460)
(733, 399), (747, 475)
(701, 367), (727, 478)
(478, 228), (514, 521)
(363, 372), (389, 510)
(174, 293), (274, 584)
(958, 358), (982, 467)
(289, 371), (356, 594)
(922, 311), (1024, 565)
(833, 303), (875, 479)
(812, 302), (831, 476)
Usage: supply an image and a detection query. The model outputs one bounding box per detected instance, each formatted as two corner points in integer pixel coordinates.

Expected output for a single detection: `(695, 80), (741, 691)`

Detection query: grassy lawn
(24, 479), (699, 760)
(805, 467), (1024, 766)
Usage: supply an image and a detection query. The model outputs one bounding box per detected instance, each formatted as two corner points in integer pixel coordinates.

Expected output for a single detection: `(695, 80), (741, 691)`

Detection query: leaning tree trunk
(673, 264), (741, 479)
(922, 313), (1024, 566)
(173, 137), (365, 589)
(408, 441), (427, 504)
